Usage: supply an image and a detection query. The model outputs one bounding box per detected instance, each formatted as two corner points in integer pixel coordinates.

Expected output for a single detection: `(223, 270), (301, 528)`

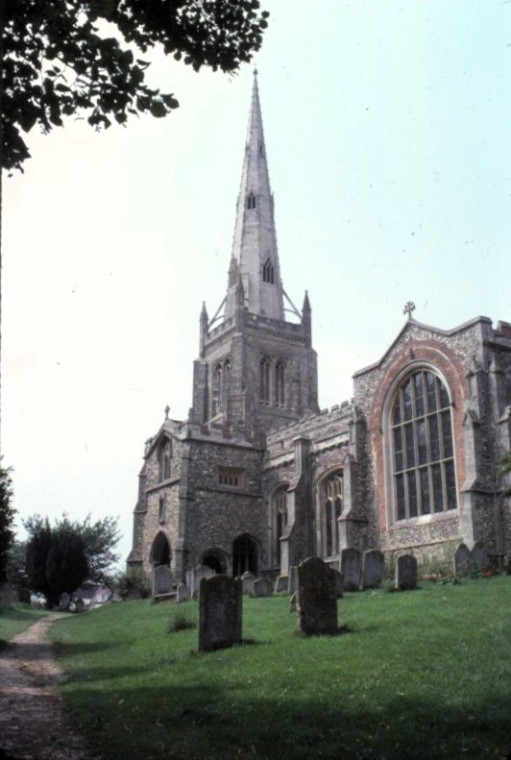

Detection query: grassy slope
(50, 578), (511, 760)
(0, 603), (48, 642)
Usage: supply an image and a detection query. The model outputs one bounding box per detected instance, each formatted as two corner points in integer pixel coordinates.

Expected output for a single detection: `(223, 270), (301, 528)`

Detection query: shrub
(114, 568), (150, 600)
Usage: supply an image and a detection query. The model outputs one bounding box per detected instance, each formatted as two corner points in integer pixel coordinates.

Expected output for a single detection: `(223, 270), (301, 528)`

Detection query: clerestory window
(390, 369), (457, 520)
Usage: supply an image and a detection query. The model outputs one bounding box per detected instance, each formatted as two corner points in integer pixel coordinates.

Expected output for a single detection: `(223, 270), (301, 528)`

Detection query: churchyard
(47, 574), (511, 760)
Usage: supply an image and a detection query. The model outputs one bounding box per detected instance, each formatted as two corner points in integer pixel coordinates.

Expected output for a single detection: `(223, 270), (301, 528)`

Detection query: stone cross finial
(403, 301), (416, 320)
(164, 405), (170, 420)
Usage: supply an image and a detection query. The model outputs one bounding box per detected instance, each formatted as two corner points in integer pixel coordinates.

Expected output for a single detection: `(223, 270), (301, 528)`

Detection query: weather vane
(403, 301), (416, 320)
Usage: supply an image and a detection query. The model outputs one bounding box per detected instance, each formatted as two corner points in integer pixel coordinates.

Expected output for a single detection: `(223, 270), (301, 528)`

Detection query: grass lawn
(50, 577), (511, 760)
(0, 603), (48, 642)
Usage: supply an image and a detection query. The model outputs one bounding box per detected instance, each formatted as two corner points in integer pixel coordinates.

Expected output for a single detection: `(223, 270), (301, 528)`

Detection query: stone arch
(150, 531), (171, 567)
(200, 548), (228, 574)
(315, 468), (343, 559)
(232, 533), (259, 577)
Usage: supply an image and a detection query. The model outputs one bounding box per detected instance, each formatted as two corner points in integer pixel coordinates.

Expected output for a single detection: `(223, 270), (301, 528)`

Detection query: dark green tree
(0, 464), (16, 584)
(26, 519), (89, 607)
(2, 0), (270, 171)
(24, 513), (121, 582)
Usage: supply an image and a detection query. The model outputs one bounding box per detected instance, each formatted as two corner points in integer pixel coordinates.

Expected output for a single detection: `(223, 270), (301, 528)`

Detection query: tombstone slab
(241, 571), (256, 595)
(362, 550), (384, 589)
(176, 583), (189, 603)
(297, 557), (339, 636)
(395, 555), (417, 591)
(198, 575), (242, 652)
(341, 548), (362, 591)
(454, 543), (472, 575)
(152, 565), (173, 596)
(274, 575), (289, 594)
(251, 577), (273, 597)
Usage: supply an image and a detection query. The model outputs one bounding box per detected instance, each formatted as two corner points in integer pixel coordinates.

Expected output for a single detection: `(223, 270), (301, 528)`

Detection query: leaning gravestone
(198, 575), (242, 652)
(288, 566), (298, 595)
(296, 557), (338, 636)
(58, 592), (70, 611)
(362, 550), (384, 589)
(176, 583), (189, 603)
(152, 565), (173, 597)
(274, 575), (289, 593)
(251, 577), (273, 597)
(241, 571), (256, 595)
(471, 542), (490, 572)
(332, 568), (344, 598)
(341, 548), (362, 591)
(395, 555), (417, 590)
(454, 543), (473, 575)
(189, 564), (216, 598)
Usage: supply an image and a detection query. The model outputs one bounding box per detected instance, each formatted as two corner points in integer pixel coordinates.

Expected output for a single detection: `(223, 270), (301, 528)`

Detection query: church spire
(226, 71), (284, 321)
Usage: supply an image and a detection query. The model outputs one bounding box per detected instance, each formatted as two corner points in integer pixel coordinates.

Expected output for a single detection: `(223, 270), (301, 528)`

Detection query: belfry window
(247, 193), (256, 210)
(260, 357), (270, 404)
(390, 369), (457, 520)
(262, 258), (275, 284)
(274, 361), (285, 407)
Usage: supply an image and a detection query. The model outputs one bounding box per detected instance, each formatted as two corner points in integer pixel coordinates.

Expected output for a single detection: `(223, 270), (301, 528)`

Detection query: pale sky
(3, 0), (511, 568)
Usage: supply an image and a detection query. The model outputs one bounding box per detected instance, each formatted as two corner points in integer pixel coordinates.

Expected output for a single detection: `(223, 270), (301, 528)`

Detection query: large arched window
(270, 486), (288, 567)
(317, 471), (343, 558)
(390, 368), (457, 520)
(260, 357), (270, 404)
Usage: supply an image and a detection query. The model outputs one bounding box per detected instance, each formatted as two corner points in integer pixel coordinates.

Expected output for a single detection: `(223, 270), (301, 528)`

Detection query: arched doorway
(201, 549), (228, 574)
(232, 534), (258, 577)
(150, 531), (171, 566)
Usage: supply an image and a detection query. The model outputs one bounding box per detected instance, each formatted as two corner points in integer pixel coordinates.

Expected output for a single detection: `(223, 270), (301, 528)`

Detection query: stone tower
(191, 72), (319, 434)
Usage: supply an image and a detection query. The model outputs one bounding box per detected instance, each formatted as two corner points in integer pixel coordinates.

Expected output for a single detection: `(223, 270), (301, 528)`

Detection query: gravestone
(332, 568), (344, 598)
(289, 591), (297, 612)
(176, 583), (189, 603)
(58, 592), (70, 611)
(274, 575), (289, 593)
(340, 548), (362, 591)
(454, 543), (473, 575)
(251, 577), (273, 597)
(289, 566), (298, 595)
(152, 565), (173, 596)
(241, 571), (256, 595)
(395, 555), (417, 590)
(198, 575), (242, 652)
(296, 557), (338, 636)
(471, 542), (490, 571)
(188, 563), (216, 597)
(362, 550), (384, 589)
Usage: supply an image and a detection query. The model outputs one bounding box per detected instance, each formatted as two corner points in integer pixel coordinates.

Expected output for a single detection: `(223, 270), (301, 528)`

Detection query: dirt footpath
(0, 615), (97, 760)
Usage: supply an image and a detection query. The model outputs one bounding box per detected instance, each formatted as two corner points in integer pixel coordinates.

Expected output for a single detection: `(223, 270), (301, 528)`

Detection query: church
(127, 73), (511, 582)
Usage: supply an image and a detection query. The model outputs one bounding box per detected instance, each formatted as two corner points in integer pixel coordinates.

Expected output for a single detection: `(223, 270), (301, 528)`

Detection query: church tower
(192, 72), (319, 434)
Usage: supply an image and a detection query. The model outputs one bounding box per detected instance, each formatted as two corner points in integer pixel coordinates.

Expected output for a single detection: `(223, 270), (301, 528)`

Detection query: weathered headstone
(332, 568), (344, 598)
(152, 565), (173, 597)
(274, 575), (289, 593)
(251, 577), (273, 597)
(340, 548), (362, 591)
(58, 592), (70, 611)
(288, 566), (298, 595)
(296, 557), (339, 636)
(198, 575), (242, 652)
(176, 583), (189, 603)
(189, 563), (216, 597)
(362, 550), (384, 589)
(241, 571), (256, 595)
(395, 554), (417, 590)
(471, 542), (490, 572)
(289, 591), (298, 612)
(454, 543), (472, 575)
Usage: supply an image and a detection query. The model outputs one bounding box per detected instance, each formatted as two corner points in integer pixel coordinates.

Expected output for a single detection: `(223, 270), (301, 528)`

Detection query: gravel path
(0, 615), (97, 760)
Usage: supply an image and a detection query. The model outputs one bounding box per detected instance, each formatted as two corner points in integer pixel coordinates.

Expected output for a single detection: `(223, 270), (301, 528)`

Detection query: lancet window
(262, 257), (275, 284)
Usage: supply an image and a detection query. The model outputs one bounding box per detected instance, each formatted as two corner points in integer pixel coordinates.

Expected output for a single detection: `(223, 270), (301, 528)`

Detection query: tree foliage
(26, 518), (89, 607)
(0, 464), (16, 584)
(24, 513), (121, 582)
(3, 0), (270, 171)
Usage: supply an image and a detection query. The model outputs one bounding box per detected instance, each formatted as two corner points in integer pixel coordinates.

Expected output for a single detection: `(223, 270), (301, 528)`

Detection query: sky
(3, 0), (511, 569)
